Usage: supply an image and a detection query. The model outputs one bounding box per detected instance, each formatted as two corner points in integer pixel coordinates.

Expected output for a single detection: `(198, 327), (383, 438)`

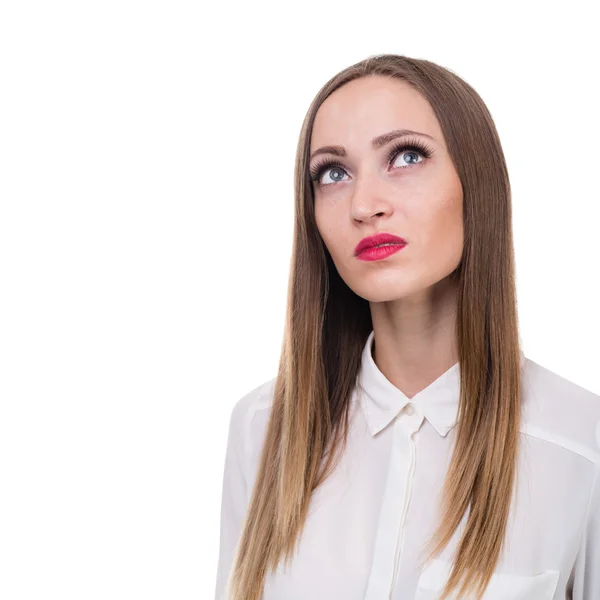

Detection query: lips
(355, 233), (407, 256)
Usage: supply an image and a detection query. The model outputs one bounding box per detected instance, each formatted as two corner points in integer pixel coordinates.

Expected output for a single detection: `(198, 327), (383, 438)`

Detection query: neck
(369, 276), (459, 399)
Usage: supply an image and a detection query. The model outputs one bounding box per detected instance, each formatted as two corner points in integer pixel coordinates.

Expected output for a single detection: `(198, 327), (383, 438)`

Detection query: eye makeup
(308, 136), (435, 187)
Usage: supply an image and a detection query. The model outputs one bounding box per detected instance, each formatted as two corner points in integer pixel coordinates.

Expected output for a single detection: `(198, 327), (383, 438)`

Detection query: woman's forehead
(310, 77), (441, 153)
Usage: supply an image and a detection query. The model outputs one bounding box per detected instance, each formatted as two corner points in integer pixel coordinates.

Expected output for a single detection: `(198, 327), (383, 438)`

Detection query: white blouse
(215, 330), (600, 599)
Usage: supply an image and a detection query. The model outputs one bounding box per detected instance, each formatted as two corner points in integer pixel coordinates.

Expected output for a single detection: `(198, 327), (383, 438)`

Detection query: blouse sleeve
(570, 462), (600, 599)
(214, 397), (250, 600)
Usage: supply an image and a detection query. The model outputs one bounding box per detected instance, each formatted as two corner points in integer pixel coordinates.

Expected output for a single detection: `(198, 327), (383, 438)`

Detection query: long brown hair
(226, 54), (523, 600)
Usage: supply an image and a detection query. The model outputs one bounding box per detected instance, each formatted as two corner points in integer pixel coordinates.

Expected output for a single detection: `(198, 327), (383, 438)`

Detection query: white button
(404, 403), (415, 416)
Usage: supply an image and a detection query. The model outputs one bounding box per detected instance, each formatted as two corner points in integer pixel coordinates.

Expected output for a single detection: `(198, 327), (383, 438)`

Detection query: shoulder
(229, 376), (277, 438)
(520, 356), (600, 468)
(226, 377), (277, 489)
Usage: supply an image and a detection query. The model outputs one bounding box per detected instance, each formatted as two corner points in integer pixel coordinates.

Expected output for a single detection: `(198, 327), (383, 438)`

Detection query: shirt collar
(357, 329), (526, 438)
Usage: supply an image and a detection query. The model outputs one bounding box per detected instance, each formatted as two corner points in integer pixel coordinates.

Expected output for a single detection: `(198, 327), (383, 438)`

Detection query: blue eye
(308, 137), (434, 188)
(316, 165), (350, 186)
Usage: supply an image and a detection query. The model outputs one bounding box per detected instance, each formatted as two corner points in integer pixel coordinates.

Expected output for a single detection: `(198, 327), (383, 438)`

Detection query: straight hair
(225, 54), (523, 600)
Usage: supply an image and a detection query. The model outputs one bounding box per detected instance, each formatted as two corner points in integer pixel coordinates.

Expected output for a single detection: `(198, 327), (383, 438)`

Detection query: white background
(0, 1), (598, 598)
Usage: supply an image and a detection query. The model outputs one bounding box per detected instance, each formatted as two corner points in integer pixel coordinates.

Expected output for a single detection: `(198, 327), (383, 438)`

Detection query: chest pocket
(415, 558), (560, 600)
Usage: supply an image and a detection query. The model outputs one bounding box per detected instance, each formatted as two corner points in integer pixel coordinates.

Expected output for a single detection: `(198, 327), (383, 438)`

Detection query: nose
(350, 170), (394, 223)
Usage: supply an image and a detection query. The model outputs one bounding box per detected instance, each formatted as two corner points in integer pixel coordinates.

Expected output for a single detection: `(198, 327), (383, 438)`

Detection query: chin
(358, 291), (411, 303)
(346, 279), (415, 303)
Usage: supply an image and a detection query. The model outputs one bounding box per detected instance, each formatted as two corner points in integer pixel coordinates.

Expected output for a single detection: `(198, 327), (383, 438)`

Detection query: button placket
(388, 410), (423, 596)
(364, 406), (425, 599)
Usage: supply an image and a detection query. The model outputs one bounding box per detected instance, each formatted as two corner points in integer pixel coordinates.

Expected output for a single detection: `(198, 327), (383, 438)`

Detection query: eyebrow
(309, 129), (435, 163)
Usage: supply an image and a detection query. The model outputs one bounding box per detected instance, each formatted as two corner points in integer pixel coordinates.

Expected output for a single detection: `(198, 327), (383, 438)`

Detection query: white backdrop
(0, 1), (598, 598)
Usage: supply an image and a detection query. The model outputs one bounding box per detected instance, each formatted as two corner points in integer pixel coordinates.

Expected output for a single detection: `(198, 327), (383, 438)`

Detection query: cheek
(314, 203), (328, 245)
(315, 201), (341, 255)
(419, 199), (464, 262)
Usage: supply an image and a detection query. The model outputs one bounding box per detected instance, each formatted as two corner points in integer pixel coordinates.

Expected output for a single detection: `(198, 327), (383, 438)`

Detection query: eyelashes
(308, 137), (435, 187)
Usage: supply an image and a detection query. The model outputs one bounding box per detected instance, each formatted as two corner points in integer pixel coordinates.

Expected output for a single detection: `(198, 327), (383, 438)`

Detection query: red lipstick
(355, 232), (407, 262)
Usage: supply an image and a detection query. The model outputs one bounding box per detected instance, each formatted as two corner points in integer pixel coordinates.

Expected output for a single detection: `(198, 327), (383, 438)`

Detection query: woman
(214, 54), (600, 600)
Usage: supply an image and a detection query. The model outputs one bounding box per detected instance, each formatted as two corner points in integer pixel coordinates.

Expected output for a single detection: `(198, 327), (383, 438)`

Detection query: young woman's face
(309, 75), (464, 303)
